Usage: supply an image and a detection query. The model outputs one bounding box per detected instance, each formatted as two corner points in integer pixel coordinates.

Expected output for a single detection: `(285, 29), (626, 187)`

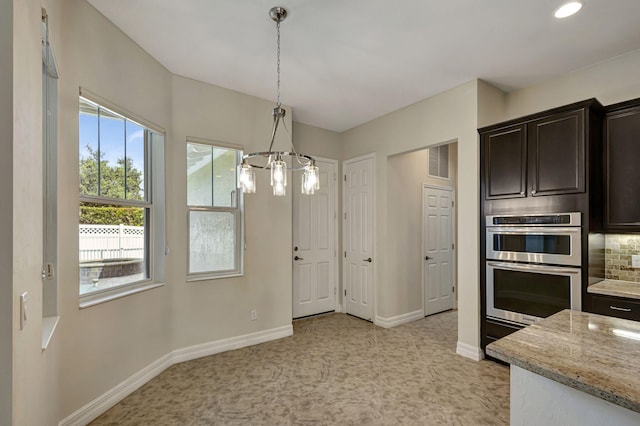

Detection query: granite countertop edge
(588, 279), (640, 300)
(485, 344), (639, 413)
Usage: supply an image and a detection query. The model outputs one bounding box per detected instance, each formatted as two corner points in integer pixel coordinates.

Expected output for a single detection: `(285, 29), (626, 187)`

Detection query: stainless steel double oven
(485, 212), (582, 325)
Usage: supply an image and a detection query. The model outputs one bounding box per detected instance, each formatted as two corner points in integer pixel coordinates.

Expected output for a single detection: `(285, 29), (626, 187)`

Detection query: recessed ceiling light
(554, 1), (584, 18)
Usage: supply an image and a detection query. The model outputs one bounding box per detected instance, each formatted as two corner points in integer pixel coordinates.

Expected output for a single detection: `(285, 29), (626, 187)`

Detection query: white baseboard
(172, 324), (293, 364)
(374, 309), (424, 328)
(456, 341), (484, 361)
(59, 353), (173, 426)
(59, 324), (293, 426)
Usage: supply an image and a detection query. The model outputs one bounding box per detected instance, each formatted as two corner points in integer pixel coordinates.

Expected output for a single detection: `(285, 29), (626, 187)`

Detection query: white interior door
(344, 155), (374, 321)
(423, 185), (455, 316)
(292, 158), (338, 318)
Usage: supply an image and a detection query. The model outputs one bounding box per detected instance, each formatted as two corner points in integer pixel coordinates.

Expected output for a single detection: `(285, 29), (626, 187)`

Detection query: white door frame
(292, 156), (340, 316)
(421, 183), (457, 314)
(342, 153), (376, 320)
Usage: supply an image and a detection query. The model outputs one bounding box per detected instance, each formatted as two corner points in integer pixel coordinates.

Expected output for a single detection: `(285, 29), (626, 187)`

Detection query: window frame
(78, 91), (166, 308)
(186, 137), (244, 281)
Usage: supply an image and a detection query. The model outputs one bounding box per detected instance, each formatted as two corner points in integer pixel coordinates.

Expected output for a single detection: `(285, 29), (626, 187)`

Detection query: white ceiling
(87, 0), (640, 132)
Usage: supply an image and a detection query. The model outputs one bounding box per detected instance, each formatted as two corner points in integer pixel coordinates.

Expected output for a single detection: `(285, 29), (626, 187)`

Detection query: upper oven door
(486, 226), (581, 266)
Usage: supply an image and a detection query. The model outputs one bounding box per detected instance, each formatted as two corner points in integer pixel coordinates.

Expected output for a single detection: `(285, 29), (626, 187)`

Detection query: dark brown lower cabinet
(589, 294), (640, 322)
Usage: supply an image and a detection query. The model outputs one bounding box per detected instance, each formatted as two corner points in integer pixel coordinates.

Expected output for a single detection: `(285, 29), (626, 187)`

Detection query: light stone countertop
(588, 279), (640, 300)
(486, 309), (640, 413)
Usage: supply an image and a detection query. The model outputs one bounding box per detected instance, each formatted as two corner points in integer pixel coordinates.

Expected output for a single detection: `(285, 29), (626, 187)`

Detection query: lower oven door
(486, 261), (582, 325)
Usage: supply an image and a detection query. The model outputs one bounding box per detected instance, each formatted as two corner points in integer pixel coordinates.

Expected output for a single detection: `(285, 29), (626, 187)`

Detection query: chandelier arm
(267, 113), (280, 153)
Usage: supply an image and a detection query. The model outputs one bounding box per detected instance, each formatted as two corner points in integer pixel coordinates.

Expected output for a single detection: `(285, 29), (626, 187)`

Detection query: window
(79, 94), (165, 306)
(428, 144), (449, 179)
(42, 8), (59, 348)
(187, 138), (244, 279)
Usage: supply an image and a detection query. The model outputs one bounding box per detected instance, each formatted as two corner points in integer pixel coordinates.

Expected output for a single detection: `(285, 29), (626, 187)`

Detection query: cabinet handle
(520, 191), (525, 195)
(531, 189), (537, 195)
(610, 306), (632, 312)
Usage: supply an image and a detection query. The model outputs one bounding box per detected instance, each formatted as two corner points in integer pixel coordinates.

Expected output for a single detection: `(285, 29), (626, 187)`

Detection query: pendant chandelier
(237, 6), (319, 197)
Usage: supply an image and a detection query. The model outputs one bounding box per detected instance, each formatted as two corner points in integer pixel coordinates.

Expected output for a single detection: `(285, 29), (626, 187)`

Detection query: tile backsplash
(605, 234), (640, 282)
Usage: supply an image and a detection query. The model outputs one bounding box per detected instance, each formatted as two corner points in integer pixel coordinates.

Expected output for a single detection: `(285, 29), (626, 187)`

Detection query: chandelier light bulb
(271, 159), (287, 195)
(302, 164), (319, 195)
(238, 163), (256, 193)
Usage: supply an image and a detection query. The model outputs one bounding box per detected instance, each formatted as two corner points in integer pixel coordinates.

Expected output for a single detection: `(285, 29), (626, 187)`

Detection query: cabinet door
(605, 106), (640, 230)
(528, 110), (585, 196)
(483, 124), (527, 199)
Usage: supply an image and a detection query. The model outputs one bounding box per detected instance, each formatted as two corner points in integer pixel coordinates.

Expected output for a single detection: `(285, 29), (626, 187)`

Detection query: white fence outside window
(79, 224), (144, 261)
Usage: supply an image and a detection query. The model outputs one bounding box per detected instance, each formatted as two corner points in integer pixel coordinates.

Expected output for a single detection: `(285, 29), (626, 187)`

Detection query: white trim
(342, 153), (376, 321)
(58, 324), (293, 426)
(173, 324), (293, 364)
(59, 353), (173, 426)
(374, 309), (424, 329)
(456, 341), (484, 361)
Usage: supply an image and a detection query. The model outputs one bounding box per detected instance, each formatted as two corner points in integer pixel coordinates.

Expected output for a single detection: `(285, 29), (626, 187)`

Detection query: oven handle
(487, 261), (581, 274)
(486, 227), (580, 234)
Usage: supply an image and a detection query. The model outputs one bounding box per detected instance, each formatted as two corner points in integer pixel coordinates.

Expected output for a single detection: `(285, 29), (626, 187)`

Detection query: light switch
(632, 255), (640, 268)
(20, 292), (27, 330)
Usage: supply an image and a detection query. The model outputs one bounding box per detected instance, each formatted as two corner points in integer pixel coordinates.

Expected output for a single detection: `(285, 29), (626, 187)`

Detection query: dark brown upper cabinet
(482, 124), (527, 199)
(480, 100), (600, 201)
(604, 99), (640, 231)
(528, 110), (585, 197)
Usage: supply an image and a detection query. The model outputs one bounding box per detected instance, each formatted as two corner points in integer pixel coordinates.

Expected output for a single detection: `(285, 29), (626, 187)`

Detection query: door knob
(363, 257), (372, 263)
(425, 256), (432, 260)
(294, 256), (304, 261)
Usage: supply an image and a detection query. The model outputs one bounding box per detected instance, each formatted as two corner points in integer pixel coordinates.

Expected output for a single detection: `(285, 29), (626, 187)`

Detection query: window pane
(125, 120), (145, 201)
(99, 109), (126, 199)
(439, 144), (449, 178)
(189, 211), (236, 274)
(429, 146), (439, 177)
(79, 203), (148, 295)
(212, 148), (237, 208)
(79, 99), (99, 196)
(187, 143), (213, 206)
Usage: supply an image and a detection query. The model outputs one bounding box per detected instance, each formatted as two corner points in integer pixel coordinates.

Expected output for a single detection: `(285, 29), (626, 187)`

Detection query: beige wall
(505, 49), (640, 120)
(1, 0), (13, 422)
(341, 80), (481, 351)
(169, 75), (294, 349)
(11, 0), (63, 424)
(387, 145), (458, 315)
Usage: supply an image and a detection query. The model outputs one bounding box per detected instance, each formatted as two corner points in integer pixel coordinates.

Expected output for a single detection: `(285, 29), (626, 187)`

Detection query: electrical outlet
(250, 309), (257, 321)
(632, 255), (640, 268)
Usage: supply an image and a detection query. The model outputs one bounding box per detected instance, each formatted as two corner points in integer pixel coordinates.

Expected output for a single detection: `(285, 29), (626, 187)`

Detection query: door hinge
(344, 251), (347, 258)
(344, 289), (347, 296)
(452, 243), (455, 250)
(452, 286), (455, 293)
(452, 200), (454, 207)
(344, 174), (347, 182)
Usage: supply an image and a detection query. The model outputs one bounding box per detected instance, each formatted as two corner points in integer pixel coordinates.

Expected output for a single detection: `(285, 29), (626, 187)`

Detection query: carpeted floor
(90, 310), (510, 425)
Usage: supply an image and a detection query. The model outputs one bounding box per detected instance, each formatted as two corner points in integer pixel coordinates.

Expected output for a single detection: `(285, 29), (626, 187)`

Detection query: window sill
(187, 272), (243, 283)
(42, 315), (60, 350)
(79, 281), (164, 309)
